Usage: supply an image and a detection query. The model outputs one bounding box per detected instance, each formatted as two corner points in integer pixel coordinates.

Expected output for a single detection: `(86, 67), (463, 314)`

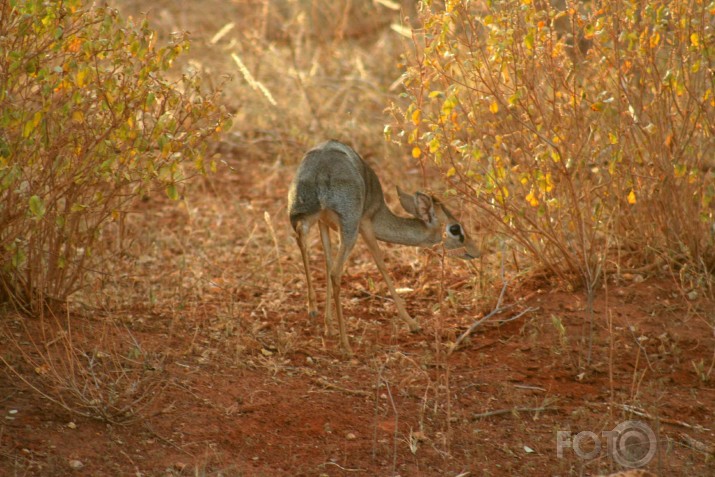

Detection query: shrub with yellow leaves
(393, 0), (714, 284)
(0, 0), (230, 312)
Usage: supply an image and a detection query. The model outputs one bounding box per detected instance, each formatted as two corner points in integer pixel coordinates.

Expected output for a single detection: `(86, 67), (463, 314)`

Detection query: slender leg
(318, 221), (334, 336)
(331, 225), (359, 356)
(360, 222), (420, 333)
(294, 220), (317, 318)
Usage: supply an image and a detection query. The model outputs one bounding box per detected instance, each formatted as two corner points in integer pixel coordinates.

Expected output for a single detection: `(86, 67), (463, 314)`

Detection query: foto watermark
(557, 420), (657, 468)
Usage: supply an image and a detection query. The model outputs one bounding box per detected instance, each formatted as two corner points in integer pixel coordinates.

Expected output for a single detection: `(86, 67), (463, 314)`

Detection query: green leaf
(12, 246), (26, 268)
(22, 120), (34, 138)
(166, 183), (179, 200)
(524, 31), (535, 50)
(29, 195), (46, 219)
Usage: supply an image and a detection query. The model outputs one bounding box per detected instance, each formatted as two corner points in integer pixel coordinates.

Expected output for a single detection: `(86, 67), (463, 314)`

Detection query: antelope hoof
(308, 310), (318, 318)
(408, 323), (421, 334)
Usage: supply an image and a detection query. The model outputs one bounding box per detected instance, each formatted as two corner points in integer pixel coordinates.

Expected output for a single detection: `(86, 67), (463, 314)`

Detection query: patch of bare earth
(2, 151), (714, 476)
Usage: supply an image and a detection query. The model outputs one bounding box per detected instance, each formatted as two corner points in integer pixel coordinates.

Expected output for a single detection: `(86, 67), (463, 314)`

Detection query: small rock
(346, 432), (357, 440)
(69, 460), (84, 469)
(67, 422), (77, 429)
(8, 409), (18, 415)
(306, 356), (314, 365)
(687, 290), (698, 301)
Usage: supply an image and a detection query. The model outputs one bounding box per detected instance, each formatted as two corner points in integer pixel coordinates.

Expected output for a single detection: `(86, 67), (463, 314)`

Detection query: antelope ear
(397, 187), (436, 224)
(414, 192), (437, 224)
(397, 186), (418, 216)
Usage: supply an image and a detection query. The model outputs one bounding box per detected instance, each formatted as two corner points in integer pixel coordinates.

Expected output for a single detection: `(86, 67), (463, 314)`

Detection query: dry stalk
(472, 398), (559, 420)
(450, 250), (537, 353)
(1, 310), (166, 424)
(311, 376), (370, 397)
(616, 403), (711, 432)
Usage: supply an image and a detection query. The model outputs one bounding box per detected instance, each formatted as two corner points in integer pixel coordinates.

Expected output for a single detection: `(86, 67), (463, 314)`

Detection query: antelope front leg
(360, 225), (421, 333)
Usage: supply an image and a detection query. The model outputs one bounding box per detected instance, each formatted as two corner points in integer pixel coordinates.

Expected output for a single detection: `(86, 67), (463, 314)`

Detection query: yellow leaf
(608, 133), (618, 144)
(524, 31), (534, 50)
(627, 189), (636, 204)
(446, 167), (456, 178)
(690, 33), (699, 47)
(76, 68), (89, 87)
(35, 364), (50, 375)
(538, 173), (554, 193)
(526, 190), (539, 207)
(429, 137), (440, 153)
(71, 110), (84, 124)
(649, 32), (660, 48)
(408, 128), (418, 144)
(67, 36), (82, 52)
(489, 101), (499, 114)
(412, 147), (421, 159)
(411, 109), (421, 126)
(22, 120), (34, 138)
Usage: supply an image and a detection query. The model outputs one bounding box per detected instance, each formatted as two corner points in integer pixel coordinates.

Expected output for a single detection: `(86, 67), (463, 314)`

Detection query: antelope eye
(448, 224), (462, 236)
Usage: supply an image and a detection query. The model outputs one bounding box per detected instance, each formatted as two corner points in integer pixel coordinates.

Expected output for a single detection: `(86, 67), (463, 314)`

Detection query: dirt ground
(2, 1), (715, 476)
(2, 146), (714, 476)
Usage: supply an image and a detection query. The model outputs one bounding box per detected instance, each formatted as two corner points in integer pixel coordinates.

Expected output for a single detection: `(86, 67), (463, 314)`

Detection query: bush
(0, 0), (229, 312)
(395, 0), (714, 286)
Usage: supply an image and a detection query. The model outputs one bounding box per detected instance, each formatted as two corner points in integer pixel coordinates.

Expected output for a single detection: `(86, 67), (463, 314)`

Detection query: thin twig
(450, 242), (536, 352)
(496, 306), (539, 324)
(312, 377), (371, 397)
(679, 432), (715, 456)
(513, 384), (546, 392)
(143, 422), (195, 457)
(472, 404), (558, 420)
(616, 403), (711, 431)
(322, 462), (365, 472)
(450, 301), (537, 353)
(0, 355), (94, 421)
